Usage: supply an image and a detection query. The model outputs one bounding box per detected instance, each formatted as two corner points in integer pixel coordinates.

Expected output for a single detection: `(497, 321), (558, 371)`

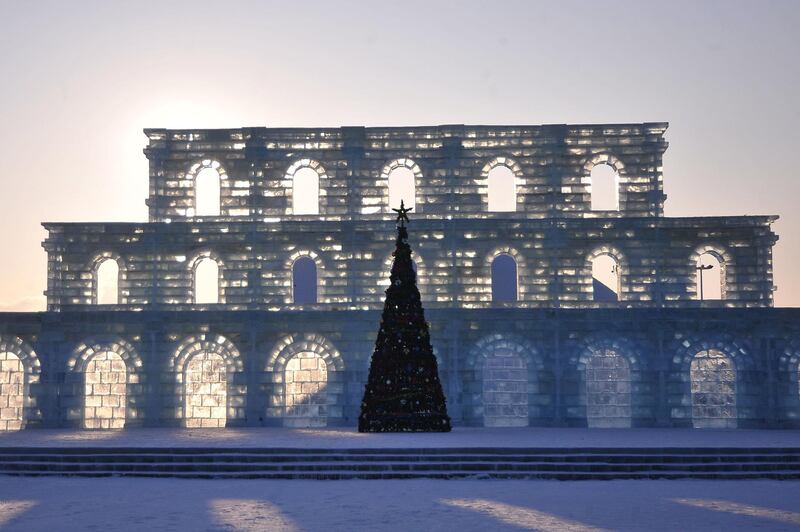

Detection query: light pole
(696, 263), (714, 301)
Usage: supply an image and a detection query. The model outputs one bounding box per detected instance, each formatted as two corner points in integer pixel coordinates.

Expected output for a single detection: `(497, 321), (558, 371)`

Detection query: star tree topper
(393, 199), (412, 226)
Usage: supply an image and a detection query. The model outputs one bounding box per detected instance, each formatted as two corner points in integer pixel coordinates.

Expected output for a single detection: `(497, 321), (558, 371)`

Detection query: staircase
(0, 447), (799, 480)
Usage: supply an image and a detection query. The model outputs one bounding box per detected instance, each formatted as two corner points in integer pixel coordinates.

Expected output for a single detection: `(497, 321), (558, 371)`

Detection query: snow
(1, 427), (799, 449)
(0, 477), (799, 531)
(2, 427), (800, 530)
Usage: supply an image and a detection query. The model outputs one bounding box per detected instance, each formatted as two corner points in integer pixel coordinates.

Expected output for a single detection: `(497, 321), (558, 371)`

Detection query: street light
(696, 263), (714, 301)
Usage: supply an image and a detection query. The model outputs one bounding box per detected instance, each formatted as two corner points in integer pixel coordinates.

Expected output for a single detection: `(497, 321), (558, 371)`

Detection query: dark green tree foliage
(359, 202), (451, 432)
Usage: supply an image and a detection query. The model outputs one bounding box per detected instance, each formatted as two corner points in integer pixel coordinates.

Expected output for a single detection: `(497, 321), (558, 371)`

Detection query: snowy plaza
(2, 476), (800, 532)
(0, 427), (799, 531)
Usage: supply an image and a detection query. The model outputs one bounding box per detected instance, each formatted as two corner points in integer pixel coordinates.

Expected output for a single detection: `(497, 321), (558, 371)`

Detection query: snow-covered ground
(1, 427), (799, 448)
(0, 477), (799, 531)
(2, 428), (800, 530)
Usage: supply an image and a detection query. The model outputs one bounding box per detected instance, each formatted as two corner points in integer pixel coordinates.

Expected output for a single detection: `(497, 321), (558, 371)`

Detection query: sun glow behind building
(0, 1), (799, 310)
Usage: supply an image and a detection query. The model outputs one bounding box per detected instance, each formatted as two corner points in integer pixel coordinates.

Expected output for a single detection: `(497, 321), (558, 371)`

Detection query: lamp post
(696, 263), (714, 301)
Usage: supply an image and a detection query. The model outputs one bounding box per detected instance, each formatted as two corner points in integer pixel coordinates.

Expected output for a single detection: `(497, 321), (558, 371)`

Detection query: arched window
(586, 350), (631, 428)
(487, 165), (516, 212)
(696, 252), (724, 301)
(690, 349), (737, 428)
(483, 349), (528, 427)
(292, 257), (317, 304)
(95, 258), (119, 305)
(590, 163), (619, 211)
(284, 352), (328, 428)
(491, 254), (518, 303)
(591, 253), (620, 302)
(183, 352), (226, 428)
(83, 351), (127, 429)
(195, 166), (221, 216)
(292, 167), (320, 215)
(0, 351), (24, 431)
(193, 257), (220, 304)
(388, 166), (416, 211)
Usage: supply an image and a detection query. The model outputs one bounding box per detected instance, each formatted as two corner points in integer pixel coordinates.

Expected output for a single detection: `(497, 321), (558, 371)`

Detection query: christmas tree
(359, 201), (451, 432)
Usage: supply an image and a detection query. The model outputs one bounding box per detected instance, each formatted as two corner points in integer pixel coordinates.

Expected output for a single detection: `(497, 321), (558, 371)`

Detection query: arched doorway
(691, 349), (737, 428)
(388, 165), (416, 211)
(482, 349), (528, 427)
(184, 352), (227, 428)
(193, 257), (220, 304)
(292, 257), (318, 304)
(0, 351), (24, 431)
(83, 351), (127, 429)
(491, 254), (518, 303)
(487, 164), (516, 212)
(284, 352), (328, 428)
(696, 251), (724, 301)
(95, 258), (120, 305)
(591, 253), (620, 302)
(585, 350), (631, 428)
(292, 166), (321, 215)
(590, 163), (619, 211)
(195, 165), (221, 216)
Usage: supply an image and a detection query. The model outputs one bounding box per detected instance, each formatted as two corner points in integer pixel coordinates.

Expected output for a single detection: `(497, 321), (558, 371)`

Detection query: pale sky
(1, 0), (798, 310)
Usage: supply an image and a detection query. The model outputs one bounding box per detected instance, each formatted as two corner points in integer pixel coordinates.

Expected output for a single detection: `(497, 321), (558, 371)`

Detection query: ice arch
(83, 351), (127, 429)
(283, 352), (329, 427)
(691, 349), (737, 428)
(95, 258), (119, 305)
(184, 351), (227, 428)
(468, 335), (537, 428)
(585, 350), (632, 428)
(171, 334), (244, 428)
(491, 253), (518, 303)
(0, 352), (24, 431)
(292, 257), (318, 304)
(193, 162), (222, 216)
(193, 256), (221, 304)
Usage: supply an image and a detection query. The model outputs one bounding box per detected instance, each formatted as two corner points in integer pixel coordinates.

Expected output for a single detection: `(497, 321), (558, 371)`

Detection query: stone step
(2, 469), (800, 481)
(1, 453), (799, 464)
(1, 446), (798, 455)
(1, 454), (799, 464)
(1, 459), (799, 473)
(2, 447), (799, 480)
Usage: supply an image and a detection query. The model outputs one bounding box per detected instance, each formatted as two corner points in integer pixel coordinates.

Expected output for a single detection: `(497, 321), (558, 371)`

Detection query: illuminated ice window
(194, 257), (220, 304)
(586, 350), (631, 428)
(691, 349), (737, 428)
(696, 252), (724, 300)
(283, 352), (328, 428)
(95, 258), (119, 305)
(591, 253), (619, 302)
(195, 167), (221, 216)
(388, 166), (416, 210)
(0, 352), (24, 431)
(487, 165), (516, 212)
(292, 257), (317, 304)
(590, 163), (619, 211)
(491, 254), (518, 303)
(83, 351), (126, 429)
(482, 349), (528, 427)
(292, 167), (320, 215)
(184, 352), (226, 428)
